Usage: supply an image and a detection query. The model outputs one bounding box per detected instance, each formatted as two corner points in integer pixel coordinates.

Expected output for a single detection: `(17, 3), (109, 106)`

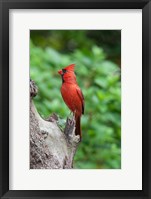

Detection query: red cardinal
(58, 64), (84, 140)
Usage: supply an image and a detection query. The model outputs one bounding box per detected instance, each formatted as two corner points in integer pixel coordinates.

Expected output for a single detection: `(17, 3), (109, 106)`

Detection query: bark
(30, 79), (80, 169)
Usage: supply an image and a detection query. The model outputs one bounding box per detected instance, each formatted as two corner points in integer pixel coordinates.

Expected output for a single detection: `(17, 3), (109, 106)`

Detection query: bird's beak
(58, 70), (62, 75)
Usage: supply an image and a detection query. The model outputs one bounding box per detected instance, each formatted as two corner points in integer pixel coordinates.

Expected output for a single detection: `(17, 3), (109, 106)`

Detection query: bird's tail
(75, 115), (82, 140)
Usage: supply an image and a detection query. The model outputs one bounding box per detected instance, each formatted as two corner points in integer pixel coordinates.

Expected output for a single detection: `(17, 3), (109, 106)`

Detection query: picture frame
(0, 0), (150, 198)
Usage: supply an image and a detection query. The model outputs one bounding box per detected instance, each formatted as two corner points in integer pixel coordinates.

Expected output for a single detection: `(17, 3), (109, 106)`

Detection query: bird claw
(67, 116), (75, 126)
(64, 117), (76, 139)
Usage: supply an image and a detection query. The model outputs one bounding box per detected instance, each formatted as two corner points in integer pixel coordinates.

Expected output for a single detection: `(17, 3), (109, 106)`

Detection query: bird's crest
(64, 64), (75, 71)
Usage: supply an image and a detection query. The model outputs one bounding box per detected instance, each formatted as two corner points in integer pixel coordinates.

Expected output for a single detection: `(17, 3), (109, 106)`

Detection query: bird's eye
(62, 69), (67, 73)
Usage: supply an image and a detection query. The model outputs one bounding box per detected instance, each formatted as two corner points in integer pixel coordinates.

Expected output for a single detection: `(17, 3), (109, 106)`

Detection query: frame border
(0, 0), (151, 198)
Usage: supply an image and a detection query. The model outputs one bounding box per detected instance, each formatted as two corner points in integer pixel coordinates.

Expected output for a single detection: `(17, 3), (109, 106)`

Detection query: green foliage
(30, 30), (121, 169)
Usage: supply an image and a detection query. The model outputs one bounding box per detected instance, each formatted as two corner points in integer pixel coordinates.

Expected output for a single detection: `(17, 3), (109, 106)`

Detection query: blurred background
(30, 30), (121, 169)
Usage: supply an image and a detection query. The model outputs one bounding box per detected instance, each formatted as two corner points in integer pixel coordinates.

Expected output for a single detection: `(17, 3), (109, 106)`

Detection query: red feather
(58, 64), (84, 140)
(63, 63), (75, 71)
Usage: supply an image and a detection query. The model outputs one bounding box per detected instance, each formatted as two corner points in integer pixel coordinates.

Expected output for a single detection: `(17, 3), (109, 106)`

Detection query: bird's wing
(76, 87), (85, 114)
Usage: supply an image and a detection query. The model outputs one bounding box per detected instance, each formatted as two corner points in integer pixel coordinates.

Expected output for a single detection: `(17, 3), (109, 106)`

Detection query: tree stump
(30, 79), (80, 169)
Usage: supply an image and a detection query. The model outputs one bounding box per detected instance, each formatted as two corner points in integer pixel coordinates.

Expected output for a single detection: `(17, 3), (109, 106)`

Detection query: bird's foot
(64, 117), (75, 133)
(68, 114), (75, 126)
(68, 111), (75, 121)
(64, 117), (81, 145)
(64, 116), (75, 139)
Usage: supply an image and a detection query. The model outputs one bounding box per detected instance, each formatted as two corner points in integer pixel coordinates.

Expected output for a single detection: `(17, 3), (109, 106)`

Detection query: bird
(58, 64), (84, 140)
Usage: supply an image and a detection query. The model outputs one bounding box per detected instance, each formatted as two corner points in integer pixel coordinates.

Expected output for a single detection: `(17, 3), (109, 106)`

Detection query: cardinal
(58, 64), (84, 140)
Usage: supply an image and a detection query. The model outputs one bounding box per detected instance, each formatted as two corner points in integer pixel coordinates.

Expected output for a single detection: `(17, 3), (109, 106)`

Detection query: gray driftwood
(30, 79), (80, 169)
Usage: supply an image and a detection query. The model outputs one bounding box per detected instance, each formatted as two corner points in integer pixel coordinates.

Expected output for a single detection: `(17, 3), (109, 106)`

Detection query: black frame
(0, 0), (150, 198)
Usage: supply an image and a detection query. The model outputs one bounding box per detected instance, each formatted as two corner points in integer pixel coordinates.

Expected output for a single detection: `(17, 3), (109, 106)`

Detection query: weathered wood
(30, 79), (80, 169)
